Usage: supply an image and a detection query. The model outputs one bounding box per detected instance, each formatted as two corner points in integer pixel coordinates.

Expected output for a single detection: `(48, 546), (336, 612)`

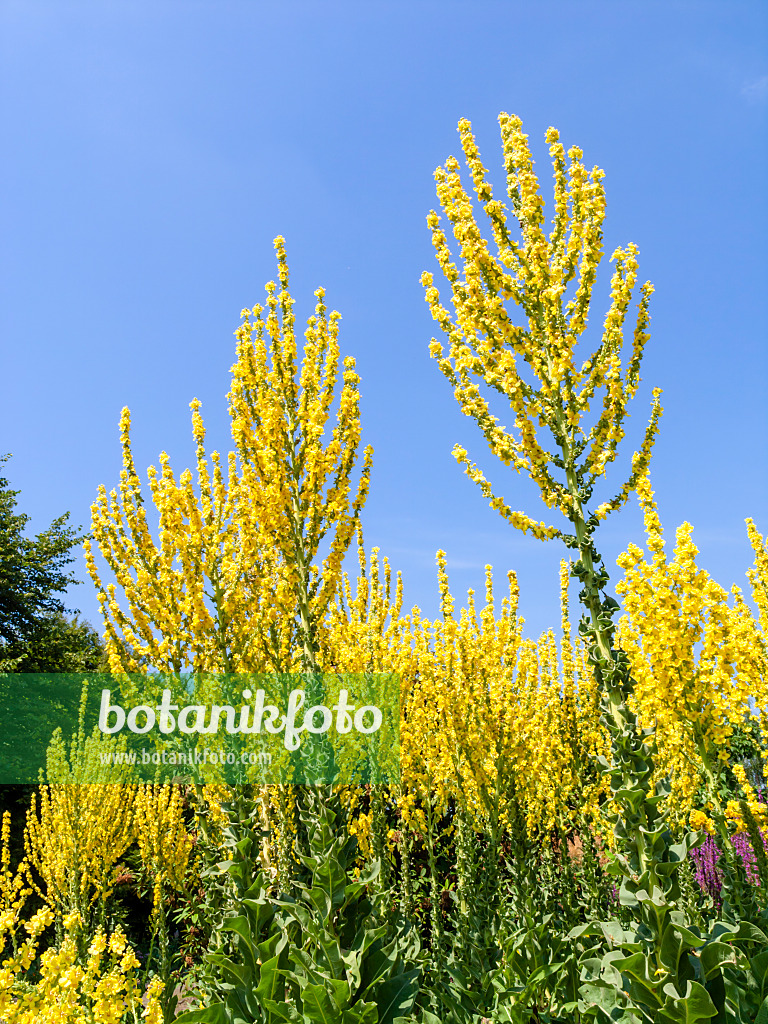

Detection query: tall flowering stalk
(24, 727), (136, 945)
(228, 236), (373, 677)
(86, 238), (373, 885)
(421, 114), (662, 857)
(135, 783), (195, 1022)
(225, 239), (374, 884)
(615, 478), (767, 826)
(85, 385), (288, 677)
(326, 525), (407, 679)
(0, 906), (161, 1024)
(0, 810), (32, 956)
(745, 519), (768, 763)
(422, 113), (661, 720)
(421, 115), (740, 1019)
(85, 239), (371, 678)
(691, 829), (768, 905)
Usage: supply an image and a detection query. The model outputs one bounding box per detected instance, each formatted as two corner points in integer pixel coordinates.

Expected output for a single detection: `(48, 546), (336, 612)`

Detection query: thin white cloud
(742, 75), (768, 103)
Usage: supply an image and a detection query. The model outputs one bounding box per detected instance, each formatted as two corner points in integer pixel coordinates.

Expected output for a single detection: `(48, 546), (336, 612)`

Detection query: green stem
(400, 810), (414, 918)
(424, 788), (444, 958)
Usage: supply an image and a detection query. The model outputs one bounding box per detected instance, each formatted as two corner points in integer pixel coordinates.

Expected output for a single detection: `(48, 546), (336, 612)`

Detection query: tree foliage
(0, 455), (101, 672)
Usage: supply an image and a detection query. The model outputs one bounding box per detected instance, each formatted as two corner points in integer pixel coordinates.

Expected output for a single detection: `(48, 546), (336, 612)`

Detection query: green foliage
(179, 786), (422, 1024)
(0, 454), (101, 672)
(272, 787), (421, 1024)
(561, 750), (768, 1024)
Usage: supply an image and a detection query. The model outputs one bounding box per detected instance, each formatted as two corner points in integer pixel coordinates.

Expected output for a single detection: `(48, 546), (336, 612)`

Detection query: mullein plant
(614, 477), (768, 945)
(0, 810), (33, 959)
(227, 236), (373, 683)
(422, 113), (767, 1021)
(134, 783), (195, 1023)
(2, 736), (162, 1022)
(86, 237), (373, 864)
(0, 904), (164, 1024)
(175, 786), (421, 1024)
(614, 475), (768, 833)
(226, 240), (377, 880)
(24, 723), (136, 953)
(87, 242), (423, 1020)
(223, 250), (427, 1018)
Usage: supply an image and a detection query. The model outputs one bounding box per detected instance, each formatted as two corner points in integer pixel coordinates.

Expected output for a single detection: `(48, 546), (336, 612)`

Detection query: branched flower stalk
(228, 238), (372, 794)
(88, 238), (373, 886)
(228, 236), (372, 684)
(422, 112), (660, 728)
(422, 114), (733, 1017)
(134, 783), (194, 1023)
(422, 111), (664, 857)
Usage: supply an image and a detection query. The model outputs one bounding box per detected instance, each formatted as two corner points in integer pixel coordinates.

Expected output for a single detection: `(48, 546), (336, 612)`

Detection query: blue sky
(1, 1), (766, 642)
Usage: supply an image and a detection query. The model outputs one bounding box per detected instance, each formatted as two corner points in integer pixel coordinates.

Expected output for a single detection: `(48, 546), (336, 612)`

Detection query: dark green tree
(0, 454), (102, 672)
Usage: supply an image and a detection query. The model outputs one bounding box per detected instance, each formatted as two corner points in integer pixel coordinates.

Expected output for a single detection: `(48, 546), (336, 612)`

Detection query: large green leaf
(174, 1002), (229, 1024)
(755, 994), (768, 1024)
(612, 951), (664, 1006)
(262, 996), (303, 1023)
(301, 983), (344, 1023)
(256, 952), (289, 1006)
(374, 969), (420, 1024)
(340, 1002), (379, 1024)
(414, 1010), (442, 1024)
(204, 951), (253, 990)
(698, 941), (740, 980)
(579, 976), (631, 1014)
(358, 945), (397, 994)
(223, 914), (260, 973)
(656, 980), (719, 1023)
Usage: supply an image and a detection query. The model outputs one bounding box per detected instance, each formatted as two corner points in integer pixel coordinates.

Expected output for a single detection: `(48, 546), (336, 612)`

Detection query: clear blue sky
(1, 1), (766, 642)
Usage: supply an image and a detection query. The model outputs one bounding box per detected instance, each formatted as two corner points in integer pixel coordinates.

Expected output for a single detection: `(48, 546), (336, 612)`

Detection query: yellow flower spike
(134, 784), (194, 916)
(393, 555), (606, 840)
(89, 239), (371, 688)
(0, 811), (33, 930)
(0, 916), (145, 1022)
(616, 482), (765, 825)
(424, 115), (661, 550)
(143, 975), (165, 1023)
(25, 763), (136, 930)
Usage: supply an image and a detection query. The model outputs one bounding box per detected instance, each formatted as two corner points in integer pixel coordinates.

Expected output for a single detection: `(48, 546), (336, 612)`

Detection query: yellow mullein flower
(423, 116), (661, 548)
(25, 780), (135, 930)
(227, 237), (373, 675)
(0, 810), (32, 929)
(0, 916), (145, 1024)
(689, 808), (716, 836)
(134, 783), (194, 914)
(395, 554), (607, 840)
(616, 476), (766, 824)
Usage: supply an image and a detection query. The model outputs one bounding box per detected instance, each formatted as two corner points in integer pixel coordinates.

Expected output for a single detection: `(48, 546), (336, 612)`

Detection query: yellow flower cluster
(24, 781), (135, 928)
(134, 784), (194, 913)
(384, 556), (609, 837)
(745, 518), (768, 749)
(324, 524), (408, 675)
(84, 396), (287, 675)
(616, 475), (767, 821)
(724, 763), (768, 834)
(688, 808), (716, 836)
(422, 114), (661, 536)
(86, 237), (371, 681)
(0, 908), (160, 1024)
(321, 533), (617, 841)
(747, 518), (768, 637)
(228, 236), (373, 673)
(0, 812), (31, 933)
